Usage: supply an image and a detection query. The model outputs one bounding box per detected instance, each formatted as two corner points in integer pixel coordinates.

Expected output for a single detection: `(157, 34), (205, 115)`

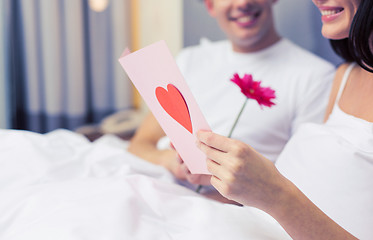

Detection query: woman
(195, 0), (373, 239)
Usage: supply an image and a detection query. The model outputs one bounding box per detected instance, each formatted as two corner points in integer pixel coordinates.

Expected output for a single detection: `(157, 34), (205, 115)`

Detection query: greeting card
(118, 40), (211, 174)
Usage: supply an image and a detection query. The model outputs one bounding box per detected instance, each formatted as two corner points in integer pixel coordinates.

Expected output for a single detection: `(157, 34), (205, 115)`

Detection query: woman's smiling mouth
(319, 7), (344, 22)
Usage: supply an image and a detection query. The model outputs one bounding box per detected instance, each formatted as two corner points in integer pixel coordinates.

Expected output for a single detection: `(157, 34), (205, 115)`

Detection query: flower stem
(227, 98), (248, 138)
(196, 98), (248, 193)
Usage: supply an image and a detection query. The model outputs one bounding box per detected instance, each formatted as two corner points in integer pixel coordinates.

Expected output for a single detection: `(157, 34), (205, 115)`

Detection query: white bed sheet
(0, 129), (291, 240)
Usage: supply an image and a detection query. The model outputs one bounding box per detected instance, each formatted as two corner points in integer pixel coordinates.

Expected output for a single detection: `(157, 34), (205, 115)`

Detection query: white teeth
(321, 9), (342, 16)
(236, 16), (254, 23)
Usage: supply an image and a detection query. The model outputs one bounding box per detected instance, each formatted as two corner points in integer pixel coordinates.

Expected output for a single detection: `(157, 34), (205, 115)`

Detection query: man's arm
(128, 112), (186, 179)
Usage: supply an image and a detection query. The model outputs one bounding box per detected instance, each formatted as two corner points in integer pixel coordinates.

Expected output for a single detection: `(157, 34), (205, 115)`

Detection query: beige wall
(137, 0), (183, 56)
(131, 0), (183, 108)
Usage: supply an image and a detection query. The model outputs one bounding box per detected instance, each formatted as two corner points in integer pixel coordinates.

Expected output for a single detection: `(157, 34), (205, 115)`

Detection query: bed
(0, 129), (291, 240)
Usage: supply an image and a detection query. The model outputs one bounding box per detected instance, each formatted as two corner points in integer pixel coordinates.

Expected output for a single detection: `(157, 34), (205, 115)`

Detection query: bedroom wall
(183, 0), (224, 48)
(273, 0), (342, 65)
(182, 0), (342, 66)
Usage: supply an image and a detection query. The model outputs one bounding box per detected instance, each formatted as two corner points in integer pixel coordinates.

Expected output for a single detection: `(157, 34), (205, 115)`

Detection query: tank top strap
(335, 63), (356, 104)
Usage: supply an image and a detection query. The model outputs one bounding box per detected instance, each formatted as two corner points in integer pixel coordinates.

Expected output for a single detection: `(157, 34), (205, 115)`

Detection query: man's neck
(232, 31), (282, 53)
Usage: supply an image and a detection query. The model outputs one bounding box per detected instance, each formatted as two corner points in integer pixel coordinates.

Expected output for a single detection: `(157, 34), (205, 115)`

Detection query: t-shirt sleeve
(291, 66), (336, 135)
(175, 49), (191, 79)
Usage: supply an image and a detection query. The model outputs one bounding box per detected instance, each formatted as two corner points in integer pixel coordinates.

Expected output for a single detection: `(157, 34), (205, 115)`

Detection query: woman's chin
(321, 26), (349, 40)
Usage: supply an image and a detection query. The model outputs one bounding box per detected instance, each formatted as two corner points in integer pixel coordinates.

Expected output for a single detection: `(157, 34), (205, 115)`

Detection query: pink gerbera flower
(227, 73), (276, 137)
(230, 73), (276, 108)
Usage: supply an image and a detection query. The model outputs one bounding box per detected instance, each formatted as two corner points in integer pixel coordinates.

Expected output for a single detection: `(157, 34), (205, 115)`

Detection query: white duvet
(0, 129), (291, 240)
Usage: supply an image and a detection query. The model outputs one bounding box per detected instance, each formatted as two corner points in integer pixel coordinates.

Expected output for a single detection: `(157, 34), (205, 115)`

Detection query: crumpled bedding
(0, 129), (291, 240)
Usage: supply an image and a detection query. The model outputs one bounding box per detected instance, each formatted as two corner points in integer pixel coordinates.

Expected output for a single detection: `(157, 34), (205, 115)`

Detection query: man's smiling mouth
(231, 11), (261, 26)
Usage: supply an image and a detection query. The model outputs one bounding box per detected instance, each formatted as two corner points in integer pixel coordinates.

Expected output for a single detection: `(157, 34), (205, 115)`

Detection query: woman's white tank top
(276, 63), (373, 239)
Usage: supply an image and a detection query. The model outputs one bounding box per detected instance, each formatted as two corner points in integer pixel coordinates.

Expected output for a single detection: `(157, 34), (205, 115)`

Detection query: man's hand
(170, 142), (211, 184)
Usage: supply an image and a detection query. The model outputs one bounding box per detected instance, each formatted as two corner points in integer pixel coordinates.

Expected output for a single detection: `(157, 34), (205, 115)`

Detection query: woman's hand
(196, 130), (287, 210)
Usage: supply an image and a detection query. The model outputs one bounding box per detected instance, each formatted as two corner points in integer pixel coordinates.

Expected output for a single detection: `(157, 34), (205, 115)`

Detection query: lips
(320, 7), (344, 16)
(236, 15), (255, 24)
(319, 6), (344, 22)
(230, 10), (261, 27)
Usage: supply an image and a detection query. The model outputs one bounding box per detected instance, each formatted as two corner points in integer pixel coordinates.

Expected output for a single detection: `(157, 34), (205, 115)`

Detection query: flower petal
(230, 73), (276, 108)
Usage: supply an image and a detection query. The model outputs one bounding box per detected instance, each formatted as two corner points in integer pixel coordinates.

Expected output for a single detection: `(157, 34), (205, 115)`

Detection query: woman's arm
(196, 130), (357, 240)
(270, 179), (356, 239)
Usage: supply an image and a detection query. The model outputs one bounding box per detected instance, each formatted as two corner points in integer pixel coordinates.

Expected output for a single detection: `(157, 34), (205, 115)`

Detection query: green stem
(195, 185), (203, 193)
(196, 98), (248, 193)
(227, 98), (248, 138)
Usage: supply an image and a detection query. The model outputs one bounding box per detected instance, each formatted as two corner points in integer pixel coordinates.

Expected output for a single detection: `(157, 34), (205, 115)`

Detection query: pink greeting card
(118, 40), (211, 174)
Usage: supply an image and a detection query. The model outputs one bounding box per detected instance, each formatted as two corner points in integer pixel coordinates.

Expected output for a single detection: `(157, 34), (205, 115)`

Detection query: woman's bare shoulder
(323, 63), (351, 121)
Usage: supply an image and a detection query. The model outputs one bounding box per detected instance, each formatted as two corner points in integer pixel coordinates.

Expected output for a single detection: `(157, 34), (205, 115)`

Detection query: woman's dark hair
(330, 0), (373, 73)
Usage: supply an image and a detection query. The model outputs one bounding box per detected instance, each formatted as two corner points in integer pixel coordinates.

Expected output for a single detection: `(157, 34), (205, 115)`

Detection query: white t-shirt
(162, 38), (335, 162)
(177, 38), (336, 162)
(276, 64), (373, 239)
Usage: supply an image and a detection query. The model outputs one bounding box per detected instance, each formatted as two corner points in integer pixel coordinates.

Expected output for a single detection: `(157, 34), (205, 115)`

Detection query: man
(128, 0), (335, 184)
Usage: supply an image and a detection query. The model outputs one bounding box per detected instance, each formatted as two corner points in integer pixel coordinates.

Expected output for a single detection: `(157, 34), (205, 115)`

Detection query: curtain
(0, 0), (11, 129)
(5, 0), (133, 133)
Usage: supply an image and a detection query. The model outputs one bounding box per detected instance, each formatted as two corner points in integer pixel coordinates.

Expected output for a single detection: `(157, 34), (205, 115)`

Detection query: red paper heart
(155, 84), (193, 134)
